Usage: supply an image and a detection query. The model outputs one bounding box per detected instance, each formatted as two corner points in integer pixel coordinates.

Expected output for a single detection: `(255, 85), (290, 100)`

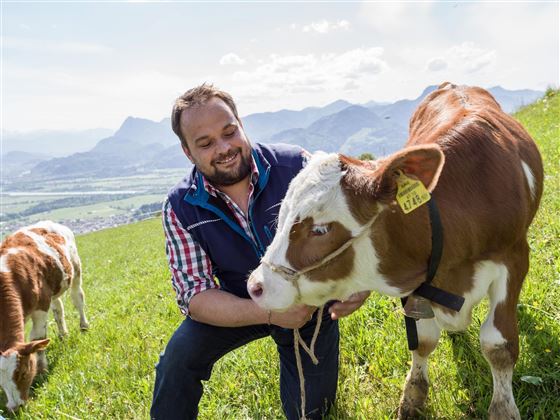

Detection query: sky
(2, 1), (559, 132)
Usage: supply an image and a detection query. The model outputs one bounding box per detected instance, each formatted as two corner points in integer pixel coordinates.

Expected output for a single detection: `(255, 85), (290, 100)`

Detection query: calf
(0, 221), (89, 410)
(248, 83), (543, 419)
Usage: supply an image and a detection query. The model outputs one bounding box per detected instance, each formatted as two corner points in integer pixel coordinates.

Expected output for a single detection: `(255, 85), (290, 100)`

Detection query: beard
(203, 147), (252, 187)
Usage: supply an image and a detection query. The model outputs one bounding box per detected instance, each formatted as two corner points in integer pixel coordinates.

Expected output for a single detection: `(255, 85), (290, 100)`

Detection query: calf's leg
(51, 297), (69, 337)
(30, 310), (49, 372)
(479, 244), (527, 420)
(398, 318), (441, 419)
(70, 262), (89, 330)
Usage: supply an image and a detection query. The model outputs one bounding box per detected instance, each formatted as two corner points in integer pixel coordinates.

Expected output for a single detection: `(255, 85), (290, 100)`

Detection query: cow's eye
(311, 224), (330, 236)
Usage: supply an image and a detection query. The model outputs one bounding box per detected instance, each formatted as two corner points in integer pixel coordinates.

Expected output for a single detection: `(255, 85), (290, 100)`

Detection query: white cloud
(228, 47), (388, 108)
(447, 42), (496, 74)
(301, 19), (350, 34)
(427, 57), (447, 72)
(219, 53), (246, 66)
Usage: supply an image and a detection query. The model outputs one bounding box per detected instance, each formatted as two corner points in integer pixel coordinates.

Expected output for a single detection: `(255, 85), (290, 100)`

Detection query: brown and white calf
(248, 83), (543, 419)
(0, 221), (89, 410)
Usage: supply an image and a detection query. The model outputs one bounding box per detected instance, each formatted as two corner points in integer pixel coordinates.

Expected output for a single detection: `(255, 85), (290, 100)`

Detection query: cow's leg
(480, 246), (526, 420)
(51, 297), (69, 337)
(70, 261), (89, 330)
(30, 310), (49, 372)
(398, 318), (441, 419)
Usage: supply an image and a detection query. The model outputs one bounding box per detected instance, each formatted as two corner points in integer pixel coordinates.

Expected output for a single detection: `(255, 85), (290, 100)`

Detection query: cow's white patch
(433, 260), (506, 332)
(0, 248), (20, 273)
(480, 263), (508, 347)
(0, 352), (23, 410)
(28, 221), (76, 279)
(18, 228), (69, 286)
(521, 160), (536, 200)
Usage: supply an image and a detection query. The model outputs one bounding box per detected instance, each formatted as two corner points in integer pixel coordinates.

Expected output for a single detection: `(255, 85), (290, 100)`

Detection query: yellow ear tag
(395, 170), (431, 214)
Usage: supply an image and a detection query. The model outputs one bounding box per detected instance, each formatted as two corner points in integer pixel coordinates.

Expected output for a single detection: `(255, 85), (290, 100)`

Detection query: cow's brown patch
(30, 228), (73, 282)
(286, 217), (354, 282)
(14, 353), (36, 400)
(0, 271), (26, 348)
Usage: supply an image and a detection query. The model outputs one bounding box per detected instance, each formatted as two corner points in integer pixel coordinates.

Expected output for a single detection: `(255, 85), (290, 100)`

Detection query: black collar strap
(402, 198), (466, 351)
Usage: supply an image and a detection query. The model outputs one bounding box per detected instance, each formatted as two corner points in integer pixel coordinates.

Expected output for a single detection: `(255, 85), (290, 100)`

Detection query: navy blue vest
(168, 143), (305, 299)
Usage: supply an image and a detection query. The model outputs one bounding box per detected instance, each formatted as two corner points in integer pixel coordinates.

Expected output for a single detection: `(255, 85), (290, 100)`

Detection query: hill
(3, 85), (542, 183)
(2, 91), (558, 418)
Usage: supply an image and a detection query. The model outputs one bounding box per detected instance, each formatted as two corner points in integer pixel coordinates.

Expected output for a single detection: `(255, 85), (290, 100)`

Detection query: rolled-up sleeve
(161, 199), (218, 316)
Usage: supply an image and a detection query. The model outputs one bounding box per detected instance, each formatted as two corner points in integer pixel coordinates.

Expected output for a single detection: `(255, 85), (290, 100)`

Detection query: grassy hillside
(1, 91), (559, 419)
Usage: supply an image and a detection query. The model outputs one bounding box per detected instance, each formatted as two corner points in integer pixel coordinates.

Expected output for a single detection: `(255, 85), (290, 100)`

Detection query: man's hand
(328, 291), (371, 320)
(270, 304), (317, 329)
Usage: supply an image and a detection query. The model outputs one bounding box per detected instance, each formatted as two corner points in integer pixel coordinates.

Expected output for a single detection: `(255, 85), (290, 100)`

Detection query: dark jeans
(151, 308), (339, 420)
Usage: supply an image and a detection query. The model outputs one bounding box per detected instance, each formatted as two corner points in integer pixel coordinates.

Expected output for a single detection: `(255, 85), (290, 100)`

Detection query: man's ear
(375, 145), (445, 201)
(15, 339), (50, 355)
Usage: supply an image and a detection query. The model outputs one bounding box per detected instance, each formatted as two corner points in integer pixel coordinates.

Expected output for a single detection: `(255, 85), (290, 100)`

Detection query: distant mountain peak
(419, 85), (439, 99)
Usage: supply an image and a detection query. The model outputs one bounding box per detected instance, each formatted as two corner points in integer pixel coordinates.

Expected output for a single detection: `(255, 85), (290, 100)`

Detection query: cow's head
(247, 145), (444, 311)
(0, 339), (49, 411)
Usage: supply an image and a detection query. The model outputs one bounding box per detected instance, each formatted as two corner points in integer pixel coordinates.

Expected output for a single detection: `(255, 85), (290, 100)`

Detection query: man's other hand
(328, 291), (371, 320)
(270, 304), (317, 329)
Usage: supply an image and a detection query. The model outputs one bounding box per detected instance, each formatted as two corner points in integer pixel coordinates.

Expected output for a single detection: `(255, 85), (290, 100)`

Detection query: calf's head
(0, 339), (49, 411)
(247, 145), (444, 311)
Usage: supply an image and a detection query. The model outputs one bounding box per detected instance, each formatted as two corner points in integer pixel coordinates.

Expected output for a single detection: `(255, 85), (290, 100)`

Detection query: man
(151, 84), (369, 419)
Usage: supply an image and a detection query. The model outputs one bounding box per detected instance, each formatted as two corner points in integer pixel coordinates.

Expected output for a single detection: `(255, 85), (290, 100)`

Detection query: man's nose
(216, 137), (232, 154)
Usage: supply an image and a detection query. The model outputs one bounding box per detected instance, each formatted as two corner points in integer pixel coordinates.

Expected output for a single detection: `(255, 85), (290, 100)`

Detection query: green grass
(1, 92), (559, 419)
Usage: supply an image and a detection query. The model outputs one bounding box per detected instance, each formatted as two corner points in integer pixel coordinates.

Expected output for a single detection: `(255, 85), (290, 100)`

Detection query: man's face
(180, 97), (252, 187)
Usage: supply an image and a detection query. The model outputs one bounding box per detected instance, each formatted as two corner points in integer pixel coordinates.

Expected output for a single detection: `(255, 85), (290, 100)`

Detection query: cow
(0, 221), (89, 411)
(247, 83), (543, 419)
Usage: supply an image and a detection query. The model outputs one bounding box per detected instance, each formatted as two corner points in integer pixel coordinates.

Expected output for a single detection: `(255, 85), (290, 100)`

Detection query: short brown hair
(171, 83), (240, 148)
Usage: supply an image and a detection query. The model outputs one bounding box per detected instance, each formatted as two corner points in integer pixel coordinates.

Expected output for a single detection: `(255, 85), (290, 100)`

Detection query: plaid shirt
(162, 158), (261, 316)
(163, 150), (309, 316)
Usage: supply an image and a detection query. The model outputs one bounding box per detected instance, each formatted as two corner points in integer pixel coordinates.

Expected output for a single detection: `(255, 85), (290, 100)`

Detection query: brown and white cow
(248, 83), (543, 419)
(0, 221), (89, 411)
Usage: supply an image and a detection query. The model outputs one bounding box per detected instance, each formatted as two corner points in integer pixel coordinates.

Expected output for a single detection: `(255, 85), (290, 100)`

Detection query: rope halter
(261, 216), (377, 297)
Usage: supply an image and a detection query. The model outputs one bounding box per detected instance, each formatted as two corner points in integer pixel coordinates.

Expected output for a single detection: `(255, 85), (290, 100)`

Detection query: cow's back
(0, 221), (76, 316)
(406, 83), (543, 261)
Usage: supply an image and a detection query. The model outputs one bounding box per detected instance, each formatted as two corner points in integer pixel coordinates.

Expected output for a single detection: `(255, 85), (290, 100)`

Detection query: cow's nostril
(249, 282), (264, 298)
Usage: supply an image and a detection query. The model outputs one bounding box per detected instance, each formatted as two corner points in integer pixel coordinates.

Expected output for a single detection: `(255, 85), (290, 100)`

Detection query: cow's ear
(375, 145), (445, 201)
(16, 339), (50, 355)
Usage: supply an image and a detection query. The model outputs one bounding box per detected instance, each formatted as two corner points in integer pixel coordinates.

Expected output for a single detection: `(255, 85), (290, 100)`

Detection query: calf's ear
(16, 339), (50, 355)
(376, 145), (445, 201)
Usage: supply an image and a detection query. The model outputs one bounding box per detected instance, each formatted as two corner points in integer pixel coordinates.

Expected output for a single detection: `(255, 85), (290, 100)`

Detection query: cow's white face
(0, 340), (49, 411)
(0, 351), (25, 411)
(248, 153), (377, 311)
(247, 146), (445, 311)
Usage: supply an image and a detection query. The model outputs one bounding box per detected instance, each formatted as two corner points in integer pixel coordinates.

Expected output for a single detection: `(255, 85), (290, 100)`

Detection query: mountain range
(1, 85), (543, 181)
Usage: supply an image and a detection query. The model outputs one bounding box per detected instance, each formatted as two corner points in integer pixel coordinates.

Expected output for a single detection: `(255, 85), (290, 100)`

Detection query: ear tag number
(396, 170), (431, 214)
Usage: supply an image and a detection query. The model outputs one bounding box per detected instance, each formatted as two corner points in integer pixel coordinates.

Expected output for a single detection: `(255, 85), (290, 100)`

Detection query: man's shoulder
(255, 142), (305, 167)
(167, 168), (196, 202)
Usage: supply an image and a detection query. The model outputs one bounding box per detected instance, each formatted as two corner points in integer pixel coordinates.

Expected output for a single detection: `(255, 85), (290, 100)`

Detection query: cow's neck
(0, 276), (25, 350)
(372, 202), (435, 292)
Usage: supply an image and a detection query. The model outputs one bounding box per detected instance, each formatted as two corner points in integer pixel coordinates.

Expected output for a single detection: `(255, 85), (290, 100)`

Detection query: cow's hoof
(80, 322), (90, 331)
(488, 399), (521, 420)
(397, 401), (424, 419)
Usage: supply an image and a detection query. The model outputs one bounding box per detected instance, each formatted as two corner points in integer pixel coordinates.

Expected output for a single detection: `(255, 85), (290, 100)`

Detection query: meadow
(1, 92), (558, 419)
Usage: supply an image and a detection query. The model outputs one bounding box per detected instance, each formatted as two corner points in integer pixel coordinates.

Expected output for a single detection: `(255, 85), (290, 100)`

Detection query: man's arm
(189, 289), (315, 329)
(162, 199), (314, 329)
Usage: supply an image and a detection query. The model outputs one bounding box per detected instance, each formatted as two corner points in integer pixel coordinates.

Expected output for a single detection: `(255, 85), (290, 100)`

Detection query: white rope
(293, 305), (324, 420)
